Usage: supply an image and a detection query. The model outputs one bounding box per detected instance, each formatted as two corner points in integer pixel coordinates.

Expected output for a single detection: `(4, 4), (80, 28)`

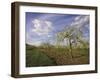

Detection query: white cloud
(26, 33), (29, 39)
(32, 19), (53, 36)
(47, 35), (52, 38)
(45, 21), (52, 28)
(71, 16), (89, 28)
(74, 16), (82, 21)
(26, 32), (41, 46)
(27, 40), (42, 46)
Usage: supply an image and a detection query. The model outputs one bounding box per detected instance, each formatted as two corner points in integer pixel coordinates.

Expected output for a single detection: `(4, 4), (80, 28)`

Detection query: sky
(25, 12), (90, 46)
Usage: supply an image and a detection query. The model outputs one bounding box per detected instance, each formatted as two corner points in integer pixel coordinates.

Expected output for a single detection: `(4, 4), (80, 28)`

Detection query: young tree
(56, 27), (74, 60)
(56, 25), (85, 60)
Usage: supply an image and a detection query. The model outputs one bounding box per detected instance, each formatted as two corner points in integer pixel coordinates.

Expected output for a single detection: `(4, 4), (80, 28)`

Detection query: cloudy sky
(25, 12), (89, 46)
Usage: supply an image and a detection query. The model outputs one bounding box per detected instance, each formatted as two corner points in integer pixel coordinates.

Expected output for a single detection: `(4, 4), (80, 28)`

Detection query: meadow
(26, 44), (89, 67)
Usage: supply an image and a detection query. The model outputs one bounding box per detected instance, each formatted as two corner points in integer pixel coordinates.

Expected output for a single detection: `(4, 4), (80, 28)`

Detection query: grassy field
(26, 44), (89, 67)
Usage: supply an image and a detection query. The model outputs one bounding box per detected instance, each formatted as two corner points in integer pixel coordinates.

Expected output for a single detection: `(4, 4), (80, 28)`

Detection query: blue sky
(25, 12), (89, 46)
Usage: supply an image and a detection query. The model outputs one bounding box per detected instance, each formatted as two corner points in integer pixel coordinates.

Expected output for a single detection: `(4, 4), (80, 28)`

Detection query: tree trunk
(68, 38), (73, 62)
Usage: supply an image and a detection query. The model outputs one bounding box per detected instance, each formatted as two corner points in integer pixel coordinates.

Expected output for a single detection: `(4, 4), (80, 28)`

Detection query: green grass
(26, 44), (89, 67)
(26, 47), (57, 67)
